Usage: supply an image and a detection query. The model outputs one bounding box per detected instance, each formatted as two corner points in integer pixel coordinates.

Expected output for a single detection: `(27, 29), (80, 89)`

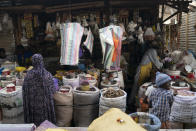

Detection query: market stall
(0, 0), (194, 130)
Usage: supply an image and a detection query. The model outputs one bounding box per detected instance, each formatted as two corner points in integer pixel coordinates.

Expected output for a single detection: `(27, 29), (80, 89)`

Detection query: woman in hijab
(23, 54), (56, 126)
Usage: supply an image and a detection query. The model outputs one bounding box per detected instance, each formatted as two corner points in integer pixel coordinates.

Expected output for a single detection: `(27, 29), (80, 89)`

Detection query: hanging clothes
(83, 28), (94, 54)
(60, 23), (84, 65)
(99, 25), (123, 69)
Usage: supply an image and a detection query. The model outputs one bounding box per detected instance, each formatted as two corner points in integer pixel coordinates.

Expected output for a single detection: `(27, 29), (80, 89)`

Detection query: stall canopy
(0, 0), (192, 12)
(0, 0), (192, 27)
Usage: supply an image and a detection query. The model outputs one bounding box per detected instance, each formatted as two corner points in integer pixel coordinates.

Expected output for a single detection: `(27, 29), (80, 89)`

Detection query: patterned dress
(23, 54), (56, 126)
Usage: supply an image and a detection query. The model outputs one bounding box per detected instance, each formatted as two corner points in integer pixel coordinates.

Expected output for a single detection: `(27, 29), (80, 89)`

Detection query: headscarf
(23, 54), (56, 126)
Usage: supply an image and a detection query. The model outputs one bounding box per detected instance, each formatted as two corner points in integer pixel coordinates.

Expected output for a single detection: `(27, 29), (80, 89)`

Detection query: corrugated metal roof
(179, 12), (196, 53)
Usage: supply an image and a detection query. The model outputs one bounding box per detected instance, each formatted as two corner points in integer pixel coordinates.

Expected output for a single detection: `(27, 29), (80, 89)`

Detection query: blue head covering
(156, 72), (171, 87)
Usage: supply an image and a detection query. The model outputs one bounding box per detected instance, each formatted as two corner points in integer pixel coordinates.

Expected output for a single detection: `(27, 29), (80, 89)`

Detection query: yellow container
(81, 85), (90, 91)
(15, 67), (26, 72)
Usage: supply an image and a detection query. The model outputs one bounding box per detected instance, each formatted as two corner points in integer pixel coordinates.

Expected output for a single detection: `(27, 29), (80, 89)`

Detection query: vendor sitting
(149, 72), (173, 129)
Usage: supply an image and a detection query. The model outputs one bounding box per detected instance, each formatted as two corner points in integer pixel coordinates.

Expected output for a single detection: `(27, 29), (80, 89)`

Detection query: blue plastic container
(130, 112), (161, 131)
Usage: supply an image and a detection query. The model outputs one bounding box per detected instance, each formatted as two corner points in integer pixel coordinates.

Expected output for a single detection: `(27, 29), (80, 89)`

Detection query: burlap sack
(73, 86), (100, 127)
(54, 86), (73, 127)
(99, 89), (127, 116)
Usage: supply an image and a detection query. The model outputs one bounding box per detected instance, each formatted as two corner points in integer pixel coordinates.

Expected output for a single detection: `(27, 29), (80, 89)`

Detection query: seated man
(149, 72), (173, 129)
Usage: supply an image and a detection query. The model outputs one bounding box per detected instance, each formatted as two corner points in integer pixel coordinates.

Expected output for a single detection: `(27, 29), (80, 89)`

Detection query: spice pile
(103, 88), (124, 98)
(76, 87), (96, 91)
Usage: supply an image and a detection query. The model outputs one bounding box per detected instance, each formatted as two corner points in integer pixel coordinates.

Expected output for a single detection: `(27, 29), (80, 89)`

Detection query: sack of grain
(63, 75), (79, 88)
(73, 86), (100, 127)
(170, 92), (196, 123)
(99, 88), (127, 116)
(54, 85), (73, 127)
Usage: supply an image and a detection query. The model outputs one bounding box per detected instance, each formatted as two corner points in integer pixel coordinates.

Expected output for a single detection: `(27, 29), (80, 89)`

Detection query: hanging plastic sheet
(83, 29), (94, 54)
(60, 23), (84, 65)
(99, 25), (123, 69)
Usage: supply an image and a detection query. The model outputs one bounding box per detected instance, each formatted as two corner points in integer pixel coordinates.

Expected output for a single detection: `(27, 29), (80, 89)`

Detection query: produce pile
(103, 88), (124, 98)
(76, 87), (96, 91)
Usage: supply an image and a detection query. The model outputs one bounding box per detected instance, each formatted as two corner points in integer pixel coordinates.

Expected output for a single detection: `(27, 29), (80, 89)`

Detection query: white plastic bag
(138, 27), (144, 44)
(144, 27), (155, 40)
(157, 23), (161, 32)
(82, 17), (88, 27)
(2, 13), (9, 24)
(127, 21), (137, 32)
(45, 22), (53, 34)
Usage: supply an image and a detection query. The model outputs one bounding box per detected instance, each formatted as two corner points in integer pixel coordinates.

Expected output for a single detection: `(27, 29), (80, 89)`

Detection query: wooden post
(161, 4), (165, 30)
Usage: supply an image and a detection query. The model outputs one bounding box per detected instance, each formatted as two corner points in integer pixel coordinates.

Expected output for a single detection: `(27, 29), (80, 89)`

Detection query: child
(149, 72), (173, 129)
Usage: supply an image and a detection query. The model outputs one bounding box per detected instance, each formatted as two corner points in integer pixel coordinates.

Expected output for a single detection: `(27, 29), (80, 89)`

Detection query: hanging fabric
(127, 21), (137, 33)
(45, 22), (55, 40)
(144, 27), (155, 41)
(34, 15), (39, 28)
(138, 26), (144, 44)
(60, 23), (84, 65)
(83, 29), (94, 54)
(112, 30), (119, 62)
(56, 13), (61, 29)
(24, 13), (34, 38)
(99, 25), (123, 69)
(112, 26), (123, 68)
(157, 23), (161, 32)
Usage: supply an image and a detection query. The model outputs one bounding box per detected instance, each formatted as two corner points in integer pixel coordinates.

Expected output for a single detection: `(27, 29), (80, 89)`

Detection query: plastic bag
(138, 17), (142, 23)
(76, 16), (81, 23)
(82, 17), (88, 27)
(45, 22), (53, 34)
(127, 21), (137, 32)
(2, 13), (9, 24)
(7, 19), (13, 30)
(157, 23), (161, 32)
(144, 27), (155, 40)
(138, 27), (144, 44)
